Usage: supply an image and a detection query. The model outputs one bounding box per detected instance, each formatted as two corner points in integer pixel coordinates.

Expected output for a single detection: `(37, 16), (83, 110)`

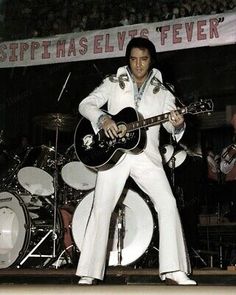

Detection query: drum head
(168, 150), (187, 168)
(161, 144), (174, 164)
(61, 161), (97, 191)
(72, 189), (153, 266)
(0, 192), (28, 268)
(17, 167), (54, 196)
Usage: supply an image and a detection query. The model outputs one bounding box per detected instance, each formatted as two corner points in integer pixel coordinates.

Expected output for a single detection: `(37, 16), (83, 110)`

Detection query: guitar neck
(127, 107), (187, 132)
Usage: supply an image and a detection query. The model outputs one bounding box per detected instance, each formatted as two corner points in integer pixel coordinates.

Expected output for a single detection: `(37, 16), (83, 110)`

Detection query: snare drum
(72, 189), (154, 266)
(61, 161), (97, 191)
(17, 145), (57, 196)
(0, 191), (62, 268)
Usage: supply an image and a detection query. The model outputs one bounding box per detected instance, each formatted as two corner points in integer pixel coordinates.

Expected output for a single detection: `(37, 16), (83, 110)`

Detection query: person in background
(220, 114), (236, 221)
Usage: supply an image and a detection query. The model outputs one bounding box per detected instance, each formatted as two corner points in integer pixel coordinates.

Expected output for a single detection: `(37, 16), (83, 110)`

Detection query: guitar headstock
(187, 99), (214, 115)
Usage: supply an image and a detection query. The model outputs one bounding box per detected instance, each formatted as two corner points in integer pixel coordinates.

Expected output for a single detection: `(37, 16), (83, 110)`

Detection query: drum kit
(0, 113), (156, 270)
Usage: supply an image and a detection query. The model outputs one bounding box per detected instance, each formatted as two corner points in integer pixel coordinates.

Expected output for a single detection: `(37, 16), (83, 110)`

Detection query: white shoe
(165, 271), (197, 285)
(78, 276), (95, 285)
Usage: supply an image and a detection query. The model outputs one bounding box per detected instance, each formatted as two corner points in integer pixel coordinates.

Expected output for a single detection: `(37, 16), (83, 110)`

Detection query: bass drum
(0, 191), (62, 268)
(72, 189), (154, 266)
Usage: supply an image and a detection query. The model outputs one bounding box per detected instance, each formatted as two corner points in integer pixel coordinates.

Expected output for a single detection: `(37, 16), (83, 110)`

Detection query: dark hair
(125, 37), (157, 70)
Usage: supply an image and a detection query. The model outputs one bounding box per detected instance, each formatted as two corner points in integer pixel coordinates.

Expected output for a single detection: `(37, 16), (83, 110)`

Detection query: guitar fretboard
(127, 107), (187, 132)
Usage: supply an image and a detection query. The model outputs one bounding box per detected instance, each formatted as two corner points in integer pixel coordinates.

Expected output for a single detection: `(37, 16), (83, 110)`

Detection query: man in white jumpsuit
(76, 37), (197, 285)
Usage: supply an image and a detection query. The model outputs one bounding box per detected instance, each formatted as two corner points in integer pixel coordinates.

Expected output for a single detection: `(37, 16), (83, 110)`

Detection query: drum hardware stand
(55, 245), (74, 269)
(191, 248), (208, 267)
(18, 229), (54, 267)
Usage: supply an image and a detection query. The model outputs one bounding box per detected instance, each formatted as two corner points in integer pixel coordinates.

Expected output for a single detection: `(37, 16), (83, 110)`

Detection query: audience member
(1, 0), (235, 41)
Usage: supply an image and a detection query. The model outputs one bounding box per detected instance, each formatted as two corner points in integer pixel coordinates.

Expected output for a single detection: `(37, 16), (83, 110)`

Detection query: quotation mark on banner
(217, 17), (224, 23)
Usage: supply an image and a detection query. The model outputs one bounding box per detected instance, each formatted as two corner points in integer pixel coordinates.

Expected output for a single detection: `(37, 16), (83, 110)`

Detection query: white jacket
(79, 66), (184, 166)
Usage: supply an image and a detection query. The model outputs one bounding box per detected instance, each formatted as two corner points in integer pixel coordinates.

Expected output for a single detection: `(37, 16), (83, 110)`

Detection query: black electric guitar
(74, 100), (213, 170)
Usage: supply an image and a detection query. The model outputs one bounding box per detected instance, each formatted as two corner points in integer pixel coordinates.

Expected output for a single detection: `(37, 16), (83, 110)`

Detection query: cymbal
(33, 113), (77, 132)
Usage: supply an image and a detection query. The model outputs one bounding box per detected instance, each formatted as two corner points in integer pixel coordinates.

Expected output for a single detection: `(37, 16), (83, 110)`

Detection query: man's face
(129, 47), (151, 84)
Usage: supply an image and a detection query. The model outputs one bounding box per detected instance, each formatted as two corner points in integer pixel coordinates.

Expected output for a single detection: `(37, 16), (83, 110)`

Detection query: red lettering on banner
(94, 29), (148, 55)
(209, 18), (219, 39)
(56, 40), (66, 57)
(173, 24), (182, 43)
(160, 18), (219, 46)
(79, 37), (88, 55)
(117, 31), (126, 50)
(0, 17), (222, 66)
(117, 29), (149, 51)
(94, 35), (103, 53)
(140, 29), (149, 38)
(19, 43), (29, 61)
(68, 38), (76, 56)
(0, 44), (7, 62)
(128, 29), (138, 39)
(197, 20), (207, 40)
(185, 22), (194, 41)
(31, 42), (40, 60)
(161, 26), (170, 45)
(9, 43), (18, 61)
(105, 34), (114, 52)
(42, 41), (51, 59)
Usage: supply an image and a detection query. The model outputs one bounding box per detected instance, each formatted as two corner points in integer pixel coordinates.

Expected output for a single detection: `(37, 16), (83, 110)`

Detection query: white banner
(0, 12), (235, 68)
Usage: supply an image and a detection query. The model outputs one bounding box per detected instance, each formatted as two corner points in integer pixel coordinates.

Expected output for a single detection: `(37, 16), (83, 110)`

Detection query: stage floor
(0, 267), (236, 286)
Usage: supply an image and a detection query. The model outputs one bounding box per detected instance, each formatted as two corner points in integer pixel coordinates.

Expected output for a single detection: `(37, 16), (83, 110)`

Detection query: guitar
(74, 100), (214, 170)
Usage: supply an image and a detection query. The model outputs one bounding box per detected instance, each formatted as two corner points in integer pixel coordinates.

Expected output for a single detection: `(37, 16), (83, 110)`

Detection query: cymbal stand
(52, 121), (60, 258)
(18, 124), (60, 267)
(18, 76), (72, 266)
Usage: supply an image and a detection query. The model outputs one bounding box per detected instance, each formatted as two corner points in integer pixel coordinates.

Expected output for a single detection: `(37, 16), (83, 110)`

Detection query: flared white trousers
(76, 152), (190, 280)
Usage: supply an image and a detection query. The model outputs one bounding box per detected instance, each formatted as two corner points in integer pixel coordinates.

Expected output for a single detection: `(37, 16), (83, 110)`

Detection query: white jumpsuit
(76, 66), (190, 280)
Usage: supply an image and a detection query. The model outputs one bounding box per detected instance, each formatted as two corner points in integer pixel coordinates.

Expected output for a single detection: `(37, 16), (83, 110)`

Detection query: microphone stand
(117, 206), (124, 265)
(58, 72), (71, 102)
(168, 137), (176, 188)
(169, 155), (176, 188)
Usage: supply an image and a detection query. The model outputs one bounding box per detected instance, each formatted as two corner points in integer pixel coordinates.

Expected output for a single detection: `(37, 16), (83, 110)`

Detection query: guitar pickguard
(82, 134), (94, 150)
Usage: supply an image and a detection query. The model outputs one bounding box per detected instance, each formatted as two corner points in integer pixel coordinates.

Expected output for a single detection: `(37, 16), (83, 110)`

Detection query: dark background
(1, 43), (236, 153)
